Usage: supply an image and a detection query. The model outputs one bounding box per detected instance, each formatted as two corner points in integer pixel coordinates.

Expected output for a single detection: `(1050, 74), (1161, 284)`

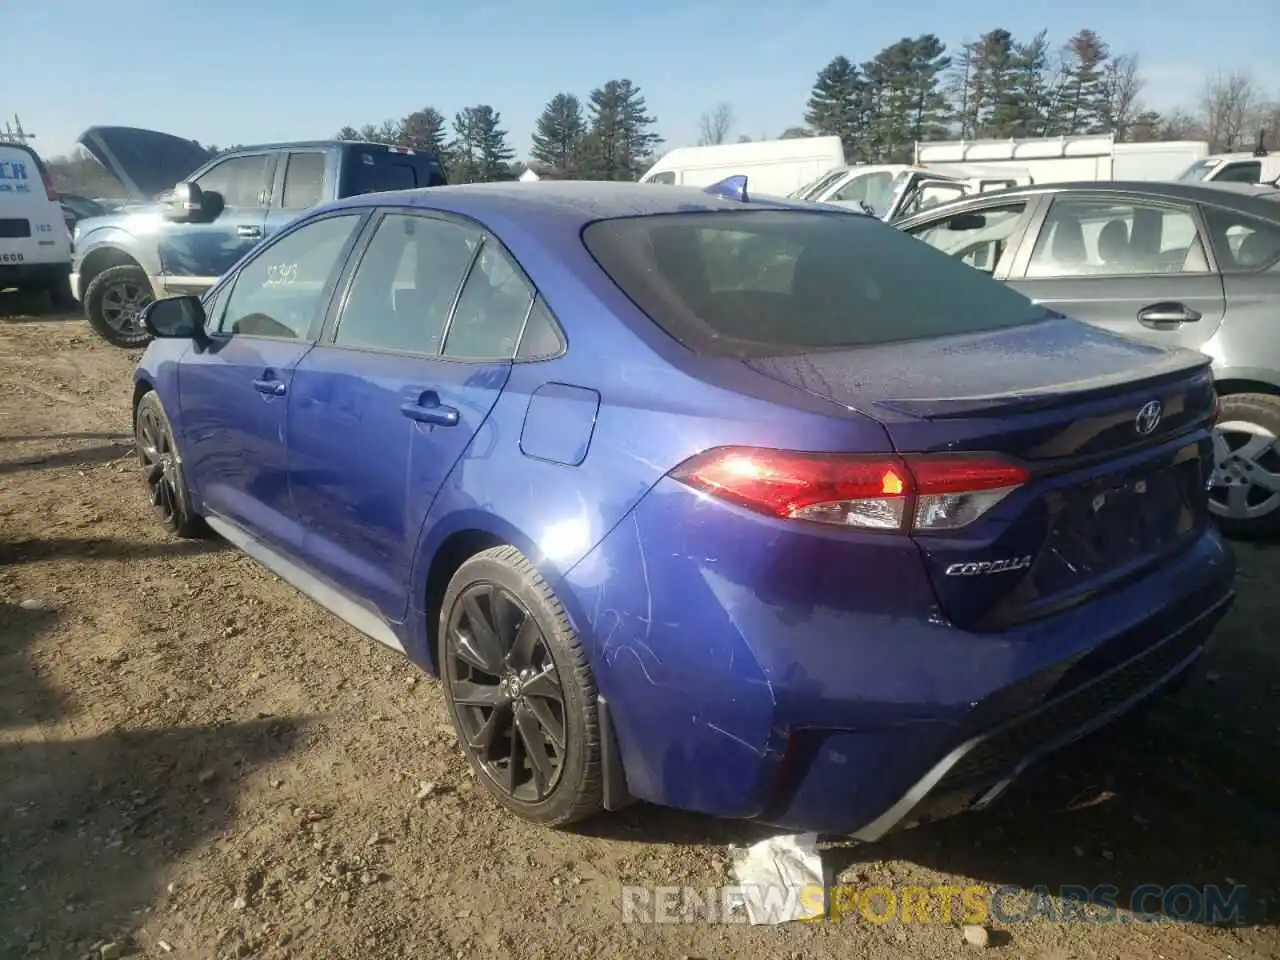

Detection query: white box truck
(913, 133), (1209, 183)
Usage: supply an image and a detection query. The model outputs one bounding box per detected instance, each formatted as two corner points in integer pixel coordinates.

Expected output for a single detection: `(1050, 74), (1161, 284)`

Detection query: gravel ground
(2, 292), (1278, 960)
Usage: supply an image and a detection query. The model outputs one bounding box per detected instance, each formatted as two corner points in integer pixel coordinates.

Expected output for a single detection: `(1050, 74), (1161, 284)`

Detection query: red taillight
(670, 447), (1029, 533)
(41, 171), (57, 202)
(1212, 394), (1224, 424)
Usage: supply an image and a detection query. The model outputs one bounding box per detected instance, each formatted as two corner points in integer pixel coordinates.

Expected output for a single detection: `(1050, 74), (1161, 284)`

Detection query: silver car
(895, 180), (1280, 539)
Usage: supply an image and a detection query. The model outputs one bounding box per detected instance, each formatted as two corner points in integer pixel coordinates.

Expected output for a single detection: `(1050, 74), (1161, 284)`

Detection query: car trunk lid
(745, 317), (1218, 629)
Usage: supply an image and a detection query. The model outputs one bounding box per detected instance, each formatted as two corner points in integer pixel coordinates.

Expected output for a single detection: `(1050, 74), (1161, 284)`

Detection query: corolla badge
(1135, 400), (1163, 436)
(944, 556), (1033, 576)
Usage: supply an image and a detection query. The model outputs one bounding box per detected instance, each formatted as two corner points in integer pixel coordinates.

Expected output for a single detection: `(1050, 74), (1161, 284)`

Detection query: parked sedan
(896, 180), (1280, 540)
(132, 181), (1234, 837)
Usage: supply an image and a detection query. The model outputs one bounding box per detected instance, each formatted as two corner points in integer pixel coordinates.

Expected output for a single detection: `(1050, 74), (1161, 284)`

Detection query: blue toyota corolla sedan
(132, 179), (1235, 838)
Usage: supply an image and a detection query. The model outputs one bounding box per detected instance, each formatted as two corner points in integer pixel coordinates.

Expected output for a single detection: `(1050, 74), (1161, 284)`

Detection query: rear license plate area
(1035, 462), (1200, 590)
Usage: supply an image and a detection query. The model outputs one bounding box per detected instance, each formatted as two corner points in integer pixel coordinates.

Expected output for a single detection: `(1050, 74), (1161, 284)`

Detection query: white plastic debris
(729, 832), (825, 924)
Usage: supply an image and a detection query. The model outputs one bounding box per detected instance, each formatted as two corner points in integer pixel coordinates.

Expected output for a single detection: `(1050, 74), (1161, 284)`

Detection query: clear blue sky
(5, 0), (1278, 161)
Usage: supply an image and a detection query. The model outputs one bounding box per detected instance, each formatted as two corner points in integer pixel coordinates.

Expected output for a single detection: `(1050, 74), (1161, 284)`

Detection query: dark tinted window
(516, 296), (564, 360)
(220, 214), (360, 339)
(1201, 206), (1280, 271)
(195, 154), (272, 207)
(582, 210), (1046, 356)
(443, 240), (535, 359)
(282, 152), (327, 209)
(335, 214), (480, 354)
(1212, 161), (1262, 184)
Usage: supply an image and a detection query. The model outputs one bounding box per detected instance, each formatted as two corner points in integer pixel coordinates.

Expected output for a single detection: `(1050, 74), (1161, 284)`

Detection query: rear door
(1004, 191), (1227, 355)
(0, 144), (68, 269)
(287, 210), (531, 619)
(264, 149), (331, 240)
(158, 151), (277, 294)
(176, 211), (366, 551)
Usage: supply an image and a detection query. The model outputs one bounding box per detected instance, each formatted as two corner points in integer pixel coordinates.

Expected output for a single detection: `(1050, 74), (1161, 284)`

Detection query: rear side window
(342, 150), (447, 196)
(282, 152), (327, 209)
(582, 210), (1046, 357)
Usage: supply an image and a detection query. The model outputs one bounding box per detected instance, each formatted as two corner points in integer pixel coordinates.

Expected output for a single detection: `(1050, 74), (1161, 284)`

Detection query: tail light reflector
(670, 447), (1029, 533)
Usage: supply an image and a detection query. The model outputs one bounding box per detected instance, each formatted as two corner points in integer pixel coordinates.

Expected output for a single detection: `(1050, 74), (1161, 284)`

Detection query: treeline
(802, 28), (1279, 164)
(336, 78), (662, 183)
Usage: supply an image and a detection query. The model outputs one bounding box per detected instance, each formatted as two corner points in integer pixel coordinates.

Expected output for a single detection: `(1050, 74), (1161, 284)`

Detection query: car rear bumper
(564, 478), (1237, 836)
(1, 261), (71, 289)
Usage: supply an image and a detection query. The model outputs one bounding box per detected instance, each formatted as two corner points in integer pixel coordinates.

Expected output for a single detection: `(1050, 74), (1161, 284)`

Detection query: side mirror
(164, 182), (223, 223)
(141, 295), (209, 344)
(947, 213), (988, 231)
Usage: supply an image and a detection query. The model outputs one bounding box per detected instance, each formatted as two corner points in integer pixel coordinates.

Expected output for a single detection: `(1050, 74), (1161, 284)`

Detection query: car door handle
(237, 225), (263, 239)
(252, 378), (287, 396)
(1137, 302), (1201, 328)
(400, 391), (459, 427)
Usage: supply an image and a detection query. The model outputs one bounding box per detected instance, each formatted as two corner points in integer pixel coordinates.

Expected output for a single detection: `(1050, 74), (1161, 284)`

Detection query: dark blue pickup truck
(70, 126), (448, 346)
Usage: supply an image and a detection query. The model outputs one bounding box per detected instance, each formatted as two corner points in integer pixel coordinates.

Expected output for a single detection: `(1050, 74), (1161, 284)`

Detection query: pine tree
(582, 80), (662, 181)
(400, 107), (450, 157)
(1055, 29), (1111, 134)
(451, 105), (514, 183)
(530, 93), (586, 177)
(805, 56), (866, 161)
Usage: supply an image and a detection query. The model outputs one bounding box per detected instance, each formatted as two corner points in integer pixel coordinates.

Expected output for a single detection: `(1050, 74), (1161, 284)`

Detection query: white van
(0, 141), (73, 301)
(639, 136), (845, 197)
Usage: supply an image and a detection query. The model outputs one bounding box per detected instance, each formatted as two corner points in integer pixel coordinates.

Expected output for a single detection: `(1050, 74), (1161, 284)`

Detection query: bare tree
(1201, 71), (1263, 151)
(696, 103), (734, 146)
(1098, 53), (1144, 139)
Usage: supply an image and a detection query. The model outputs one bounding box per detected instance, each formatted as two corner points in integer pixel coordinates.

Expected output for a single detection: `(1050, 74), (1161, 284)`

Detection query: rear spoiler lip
(873, 355), (1214, 421)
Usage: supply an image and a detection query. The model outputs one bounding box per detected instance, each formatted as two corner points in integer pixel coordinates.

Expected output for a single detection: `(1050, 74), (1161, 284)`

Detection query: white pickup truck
(789, 162), (1032, 222)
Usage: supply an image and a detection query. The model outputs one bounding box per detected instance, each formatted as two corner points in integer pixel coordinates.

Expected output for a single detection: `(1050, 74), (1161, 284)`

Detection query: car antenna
(703, 175), (749, 203)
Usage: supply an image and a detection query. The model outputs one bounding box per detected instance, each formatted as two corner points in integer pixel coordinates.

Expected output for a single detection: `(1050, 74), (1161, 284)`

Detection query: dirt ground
(2, 291), (1279, 960)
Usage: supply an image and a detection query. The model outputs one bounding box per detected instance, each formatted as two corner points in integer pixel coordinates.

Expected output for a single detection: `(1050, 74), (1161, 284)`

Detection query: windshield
(582, 209), (1046, 358)
(787, 168), (847, 200)
(1176, 159), (1220, 182)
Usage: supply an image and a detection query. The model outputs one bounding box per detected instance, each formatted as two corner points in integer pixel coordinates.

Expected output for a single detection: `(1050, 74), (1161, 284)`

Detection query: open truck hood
(77, 126), (213, 202)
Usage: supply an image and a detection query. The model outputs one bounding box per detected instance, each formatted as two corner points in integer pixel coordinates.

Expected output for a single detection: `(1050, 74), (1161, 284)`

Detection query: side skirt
(205, 515), (406, 655)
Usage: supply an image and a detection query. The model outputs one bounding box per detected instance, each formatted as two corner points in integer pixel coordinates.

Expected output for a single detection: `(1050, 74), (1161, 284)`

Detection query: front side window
(334, 214), (480, 354)
(219, 214), (361, 339)
(1025, 197), (1209, 278)
(831, 171), (895, 210)
(193, 154), (272, 208)
(582, 209), (1046, 357)
(646, 171), (676, 185)
(1176, 159), (1219, 182)
(908, 203), (1028, 274)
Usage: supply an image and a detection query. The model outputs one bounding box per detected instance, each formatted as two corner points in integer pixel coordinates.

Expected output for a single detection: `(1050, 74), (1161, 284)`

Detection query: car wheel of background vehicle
(1209, 392), (1280, 540)
(84, 264), (154, 348)
(440, 545), (603, 827)
(46, 275), (75, 309)
(134, 391), (204, 538)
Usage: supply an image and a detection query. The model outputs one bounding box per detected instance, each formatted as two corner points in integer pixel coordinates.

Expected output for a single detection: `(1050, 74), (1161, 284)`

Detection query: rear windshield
(582, 209), (1047, 357)
(343, 149), (448, 196)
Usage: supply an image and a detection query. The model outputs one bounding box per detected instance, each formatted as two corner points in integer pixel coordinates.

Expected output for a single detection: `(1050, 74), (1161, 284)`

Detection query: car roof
(913, 179), (1280, 218)
(314, 180), (847, 229)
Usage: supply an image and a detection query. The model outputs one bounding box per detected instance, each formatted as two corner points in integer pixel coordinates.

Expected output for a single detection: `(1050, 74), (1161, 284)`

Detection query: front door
(175, 211), (366, 551)
(287, 211), (533, 620)
(1005, 193), (1227, 354)
(158, 151), (278, 295)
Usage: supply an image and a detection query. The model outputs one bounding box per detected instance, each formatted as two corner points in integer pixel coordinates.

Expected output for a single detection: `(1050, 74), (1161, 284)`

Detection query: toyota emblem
(1135, 400), (1163, 435)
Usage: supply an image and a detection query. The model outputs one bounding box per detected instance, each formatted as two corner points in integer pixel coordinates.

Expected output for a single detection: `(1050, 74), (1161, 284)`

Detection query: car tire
(134, 391), (205, 538)
(1210, 392), (1280, 540)
(84, 264), (154, 348)
(46, 274), (75, 309)
(439, 545), (604, 827)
